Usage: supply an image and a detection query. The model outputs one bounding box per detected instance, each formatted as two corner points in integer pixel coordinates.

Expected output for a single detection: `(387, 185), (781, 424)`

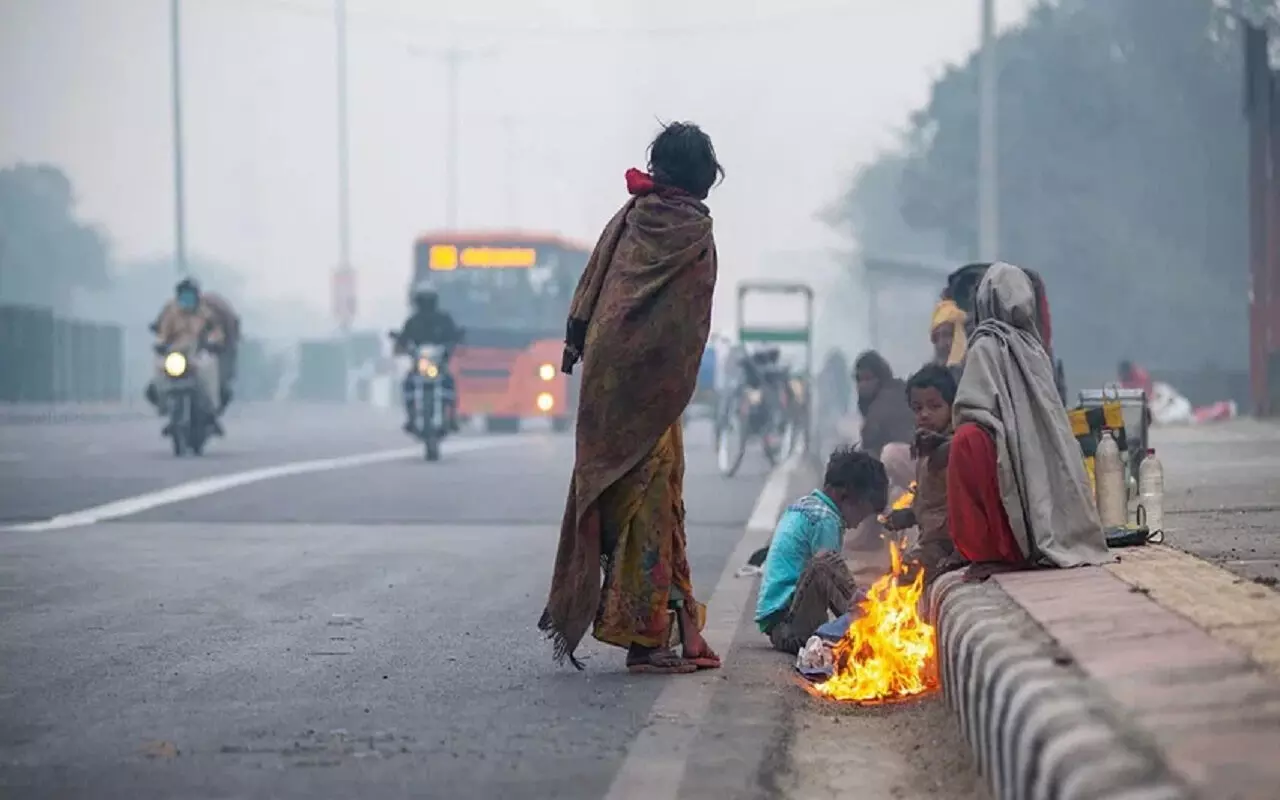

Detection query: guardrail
(0, 304), (123, 403)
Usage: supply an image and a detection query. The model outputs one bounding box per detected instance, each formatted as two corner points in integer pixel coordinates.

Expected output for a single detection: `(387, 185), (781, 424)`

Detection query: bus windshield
(413, 239), (587, 340)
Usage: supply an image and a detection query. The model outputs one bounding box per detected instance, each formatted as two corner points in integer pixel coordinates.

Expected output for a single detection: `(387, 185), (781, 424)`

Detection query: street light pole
(445, 49), (460, 230)
(169, 0), (188, 275)
(501, 115), (516, 226)
(409, 46), (496, 230)
(977, 0), (999, 261)
(335, 0), (351, 274)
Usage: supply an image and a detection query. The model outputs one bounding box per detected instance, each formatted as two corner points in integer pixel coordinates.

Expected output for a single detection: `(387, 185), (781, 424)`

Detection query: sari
(538, 168), (717, 668)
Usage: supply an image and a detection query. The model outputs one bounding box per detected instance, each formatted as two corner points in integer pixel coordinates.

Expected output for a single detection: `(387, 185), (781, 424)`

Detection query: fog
(0, 0), (1031, 351)
(4, 0), (1271, 409)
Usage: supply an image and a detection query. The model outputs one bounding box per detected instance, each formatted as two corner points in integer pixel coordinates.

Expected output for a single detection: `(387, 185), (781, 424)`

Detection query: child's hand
(914, 428), (947, 455)
(882, 508), (916, 532)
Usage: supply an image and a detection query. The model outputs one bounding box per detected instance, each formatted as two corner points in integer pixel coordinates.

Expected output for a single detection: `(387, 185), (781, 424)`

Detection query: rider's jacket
(155, 301), (225, 351)
(397, 309), (461, 352)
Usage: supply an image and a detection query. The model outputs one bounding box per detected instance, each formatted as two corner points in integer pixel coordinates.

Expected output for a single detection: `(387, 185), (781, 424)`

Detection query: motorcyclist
(151, 285), (241, 414)
(147, 277), (227, 434)
(394, 281), (463, 433)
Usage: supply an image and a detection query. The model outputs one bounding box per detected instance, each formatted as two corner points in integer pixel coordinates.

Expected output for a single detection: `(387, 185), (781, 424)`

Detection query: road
(0, 406), (779, 798)
(0, 404), (986, 799)
(1153, 419), (1280, 587)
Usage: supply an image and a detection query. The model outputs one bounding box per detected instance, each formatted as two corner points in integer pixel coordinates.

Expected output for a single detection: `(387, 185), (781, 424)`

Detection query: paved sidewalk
(934, 420), (1280, 800)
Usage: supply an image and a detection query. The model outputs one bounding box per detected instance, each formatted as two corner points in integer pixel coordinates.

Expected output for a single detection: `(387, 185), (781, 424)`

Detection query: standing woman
(538, 122), (724, 675)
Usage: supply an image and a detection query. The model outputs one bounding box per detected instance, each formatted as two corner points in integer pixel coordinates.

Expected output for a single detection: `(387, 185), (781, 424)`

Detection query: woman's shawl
(538, 172), (717, 666)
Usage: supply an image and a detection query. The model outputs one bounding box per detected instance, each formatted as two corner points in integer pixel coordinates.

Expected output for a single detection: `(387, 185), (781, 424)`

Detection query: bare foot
(626, 644), (697, 675)
(676, 607), (721, 670)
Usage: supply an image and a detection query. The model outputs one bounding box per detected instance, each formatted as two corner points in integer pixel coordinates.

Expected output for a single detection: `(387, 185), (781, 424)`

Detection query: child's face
(909, 385), (952, 434)
(829, 486), (886, 530)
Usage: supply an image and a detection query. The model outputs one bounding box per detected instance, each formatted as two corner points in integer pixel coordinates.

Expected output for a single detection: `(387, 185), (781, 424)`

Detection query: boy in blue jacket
(754, 447), (889, 654)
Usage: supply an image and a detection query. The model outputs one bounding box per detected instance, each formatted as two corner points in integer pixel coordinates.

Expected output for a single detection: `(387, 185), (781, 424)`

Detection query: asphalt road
(1152, 419), (1280, 586)
(0, 406), (785, 798)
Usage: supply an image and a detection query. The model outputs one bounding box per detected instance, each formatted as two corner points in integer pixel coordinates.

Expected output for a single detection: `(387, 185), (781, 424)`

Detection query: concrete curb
(930, 571), (1191, 800)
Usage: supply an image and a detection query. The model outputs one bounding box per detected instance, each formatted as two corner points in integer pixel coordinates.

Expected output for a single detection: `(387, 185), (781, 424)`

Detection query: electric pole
(170, 0), (188, 275)
(977, 0), (999, 261)
(409, 46), (497, 230)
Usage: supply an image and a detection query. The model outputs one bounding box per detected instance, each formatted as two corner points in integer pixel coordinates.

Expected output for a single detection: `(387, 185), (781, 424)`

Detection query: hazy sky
(0, 0), (1032, 334)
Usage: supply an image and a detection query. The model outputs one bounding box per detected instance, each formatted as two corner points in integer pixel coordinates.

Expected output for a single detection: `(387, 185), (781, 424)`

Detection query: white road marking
(603, 451), (805, 800)
(1, 436), (528, 533)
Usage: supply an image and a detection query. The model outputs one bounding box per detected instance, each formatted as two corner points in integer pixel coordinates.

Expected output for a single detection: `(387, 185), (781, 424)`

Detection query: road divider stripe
(603, 450), (814, 800)
(1, 436), (530, 533)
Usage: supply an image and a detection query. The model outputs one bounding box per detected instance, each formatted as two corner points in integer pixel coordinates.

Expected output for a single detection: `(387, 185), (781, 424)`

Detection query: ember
(806, 541), (938, 703)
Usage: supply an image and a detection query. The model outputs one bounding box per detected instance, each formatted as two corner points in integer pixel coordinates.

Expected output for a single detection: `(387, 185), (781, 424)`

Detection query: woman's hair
(648, 121), (724, 200)
(853, 350), (894, 383)
(906, 363), (958, 406)
(823, 446), (889, 512)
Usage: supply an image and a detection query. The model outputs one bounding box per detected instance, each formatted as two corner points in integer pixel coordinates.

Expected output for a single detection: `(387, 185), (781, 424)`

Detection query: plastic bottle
(1138, 447), (1164, 534)
(1095, 430), (1127, 529)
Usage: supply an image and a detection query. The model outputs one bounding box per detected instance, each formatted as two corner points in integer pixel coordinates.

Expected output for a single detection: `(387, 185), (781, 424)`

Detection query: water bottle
(1095, 430), (1127, 529)
(1138, 448), (1164, 534)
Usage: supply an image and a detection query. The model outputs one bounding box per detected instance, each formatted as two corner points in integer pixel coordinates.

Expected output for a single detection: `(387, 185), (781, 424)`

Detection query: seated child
(754, 447), (889, 654)
(884, 364), (965, 581)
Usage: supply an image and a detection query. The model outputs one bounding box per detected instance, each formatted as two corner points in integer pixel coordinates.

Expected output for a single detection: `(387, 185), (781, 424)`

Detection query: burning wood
(804, 541), (939, 704)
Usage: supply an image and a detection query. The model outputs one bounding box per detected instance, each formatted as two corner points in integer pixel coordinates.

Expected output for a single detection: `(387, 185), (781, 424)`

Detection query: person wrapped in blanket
(537, 122), (725, 676)
(754, 448), (889, 655)
(947, 262), (1111, 569)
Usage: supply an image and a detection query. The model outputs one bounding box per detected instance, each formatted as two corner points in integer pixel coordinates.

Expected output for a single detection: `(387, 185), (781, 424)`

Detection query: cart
(1076, 387), (1151, 488)
(716, 281), (814, 474)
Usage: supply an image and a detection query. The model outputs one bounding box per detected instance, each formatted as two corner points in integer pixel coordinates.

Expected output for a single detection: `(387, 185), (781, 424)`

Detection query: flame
(807, 540), (938, 703)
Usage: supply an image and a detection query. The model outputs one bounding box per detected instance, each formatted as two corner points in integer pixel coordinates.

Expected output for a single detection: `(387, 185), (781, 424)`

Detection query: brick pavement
(935, 547), (1280, 800)
(928, 420), (1280, 800)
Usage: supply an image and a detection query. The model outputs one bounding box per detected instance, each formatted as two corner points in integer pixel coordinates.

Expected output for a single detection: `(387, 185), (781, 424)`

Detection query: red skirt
(946, 423), (1027, 566)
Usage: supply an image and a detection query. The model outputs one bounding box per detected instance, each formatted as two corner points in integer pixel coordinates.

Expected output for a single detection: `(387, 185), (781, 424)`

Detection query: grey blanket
(953, 262), (1111, 567)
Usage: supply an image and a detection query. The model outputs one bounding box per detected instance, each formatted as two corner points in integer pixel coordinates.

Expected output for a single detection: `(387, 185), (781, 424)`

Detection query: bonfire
(806, 540), (938, 703)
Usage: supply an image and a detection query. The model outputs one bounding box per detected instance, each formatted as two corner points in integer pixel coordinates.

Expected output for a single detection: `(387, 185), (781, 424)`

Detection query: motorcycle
(391, 332), (453, 462)
(716, 356), (796, 477)
(155, 343), (219, 457)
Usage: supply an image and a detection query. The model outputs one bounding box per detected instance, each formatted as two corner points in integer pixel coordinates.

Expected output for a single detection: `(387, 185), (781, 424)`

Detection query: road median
(932, 543), (1280, 799)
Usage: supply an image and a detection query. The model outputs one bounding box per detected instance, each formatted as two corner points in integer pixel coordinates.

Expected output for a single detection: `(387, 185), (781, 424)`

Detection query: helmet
(175, 277), (201, 310)
(411, 280), (437, 303)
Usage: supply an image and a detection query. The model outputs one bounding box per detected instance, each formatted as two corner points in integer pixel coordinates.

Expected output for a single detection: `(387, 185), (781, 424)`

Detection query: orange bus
(412, 231), (590, 433)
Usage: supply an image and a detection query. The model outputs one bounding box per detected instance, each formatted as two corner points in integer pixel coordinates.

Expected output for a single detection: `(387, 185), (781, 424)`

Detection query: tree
(0, 164), (111, 311)
(832, 0), (1261, 374)
(823, 152), (949, 263)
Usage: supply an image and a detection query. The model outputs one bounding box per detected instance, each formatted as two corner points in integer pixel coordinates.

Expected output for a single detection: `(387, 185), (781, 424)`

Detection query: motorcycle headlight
(418, 358), (439, 378)
(538, 363), (556, 382)
(163, 352), (187, 377)
(745, 388), (763, 405)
